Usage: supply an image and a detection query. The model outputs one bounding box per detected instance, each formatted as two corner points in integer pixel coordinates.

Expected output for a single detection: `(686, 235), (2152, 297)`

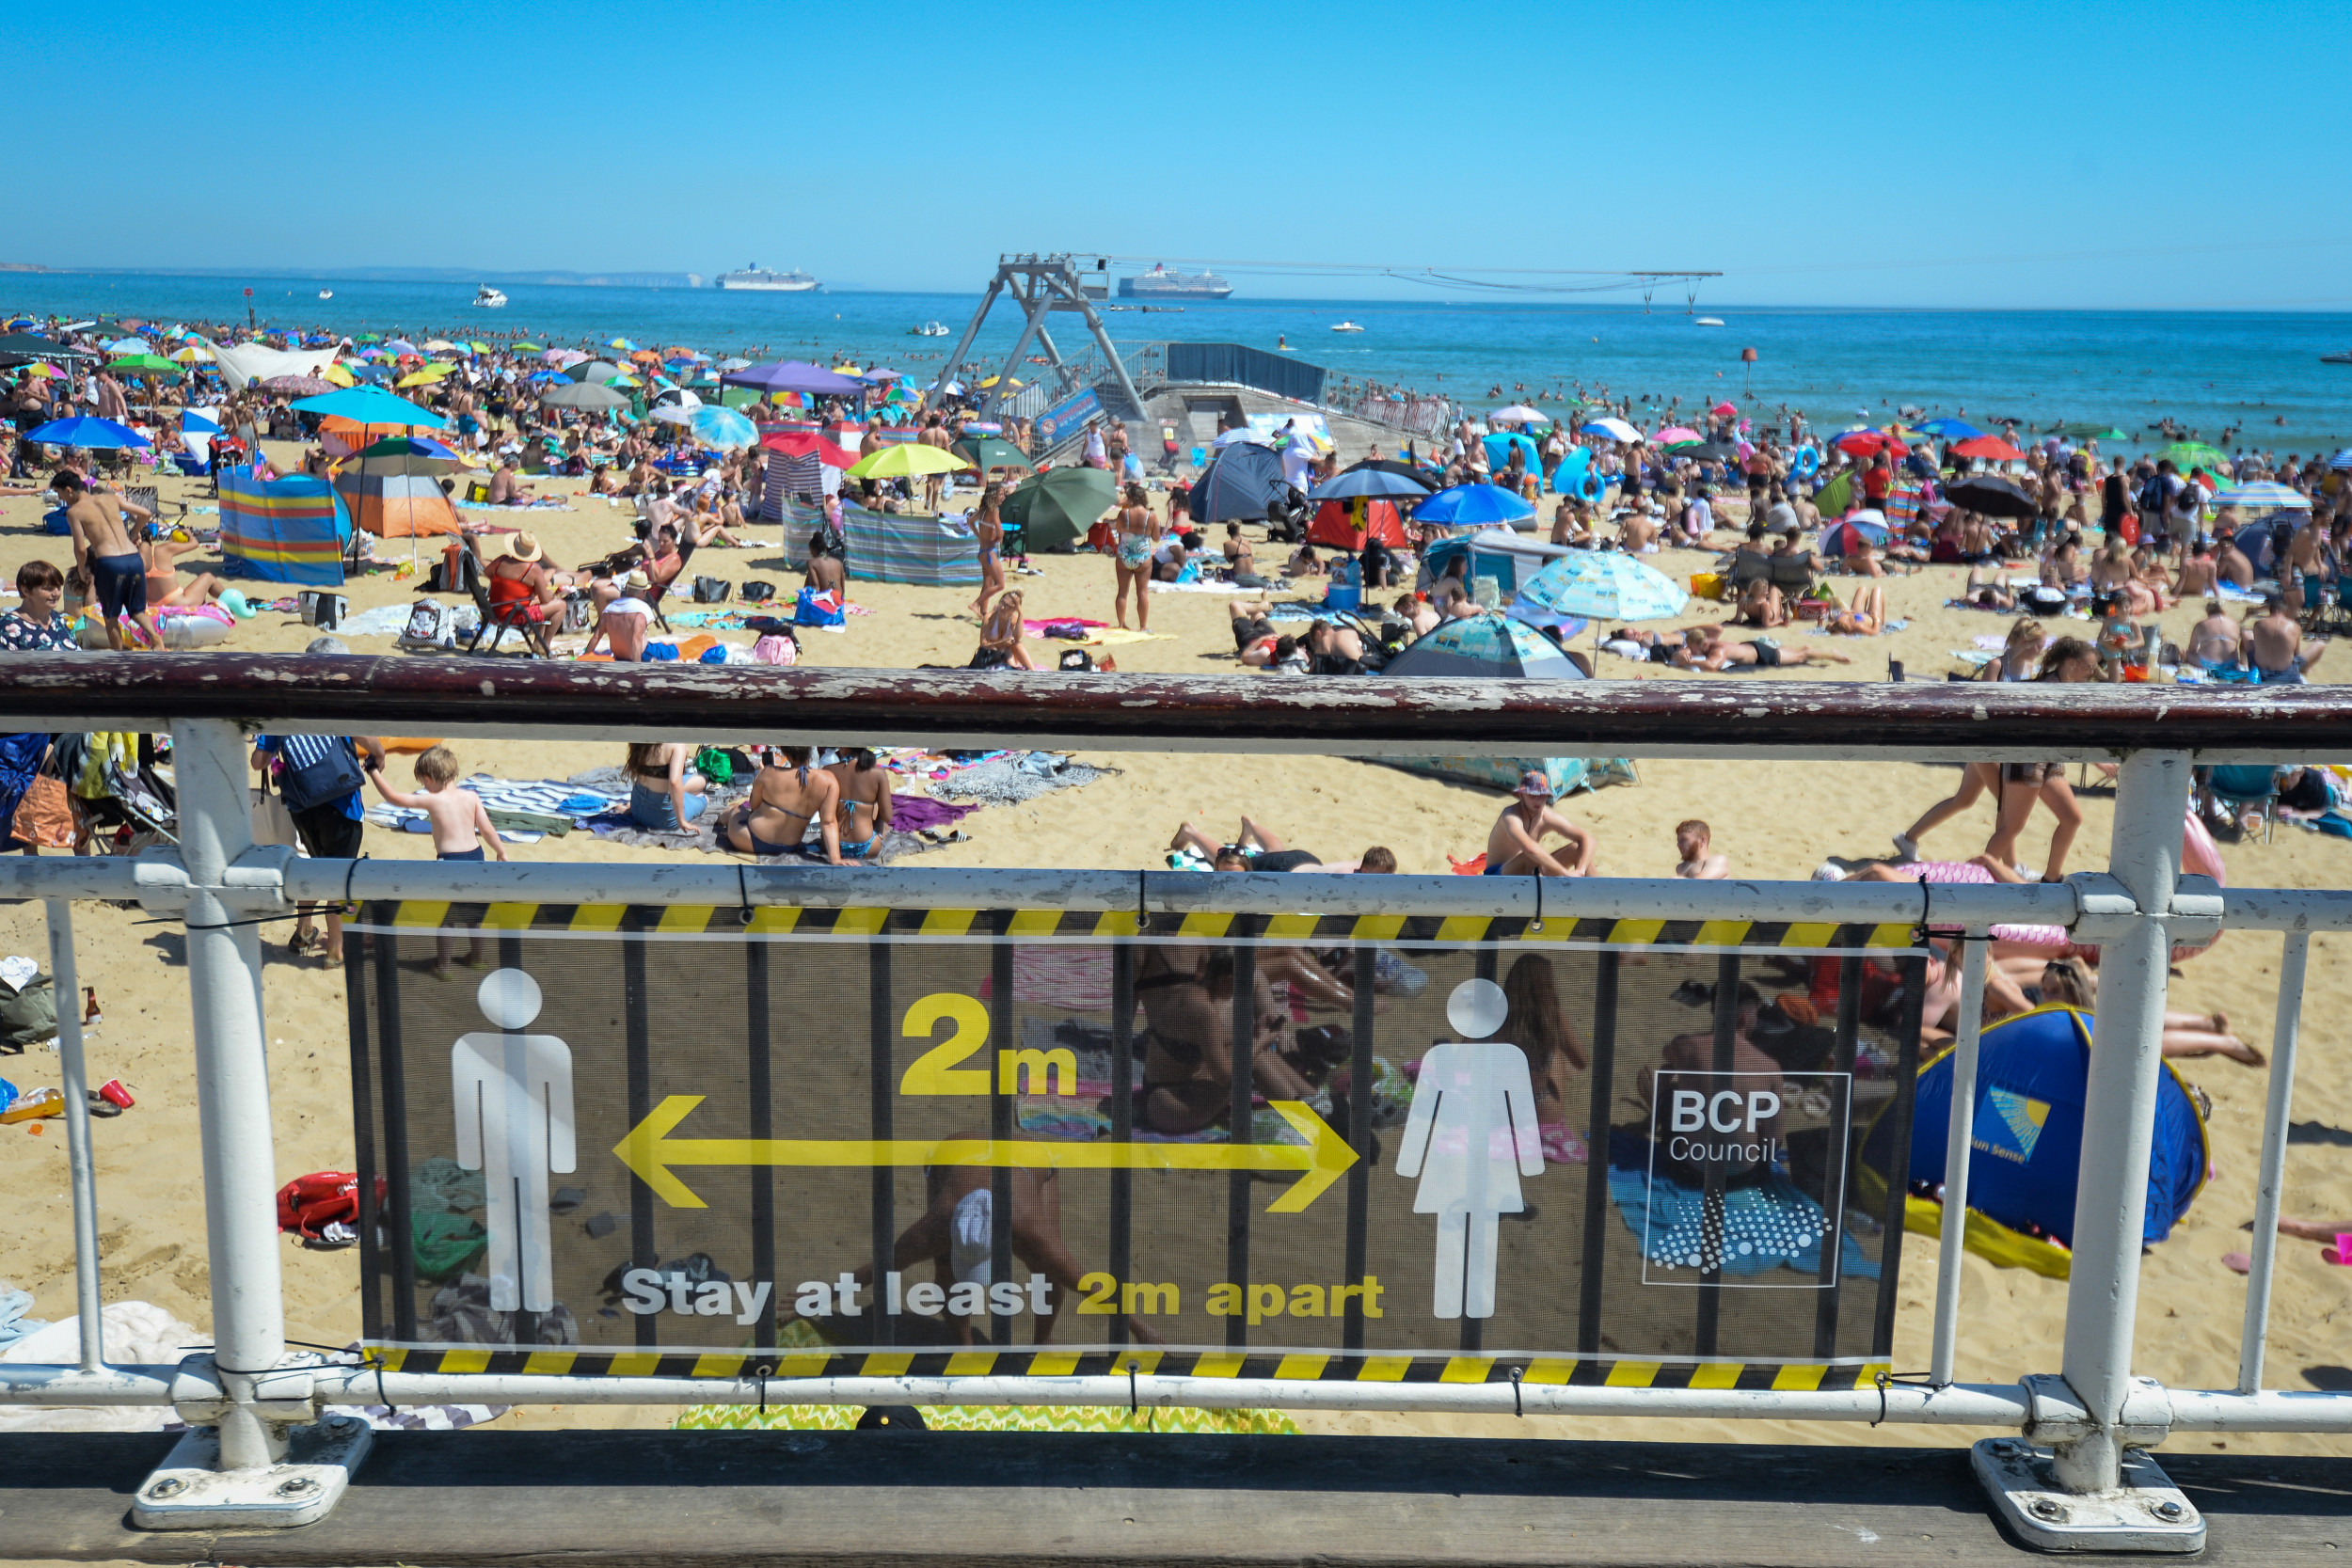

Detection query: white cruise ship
(717, 264), (819, 293)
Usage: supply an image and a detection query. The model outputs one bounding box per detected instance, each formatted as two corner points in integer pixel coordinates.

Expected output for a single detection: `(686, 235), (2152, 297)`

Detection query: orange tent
(1309, 498), (1408, 550)
(334, 472), (464, 537)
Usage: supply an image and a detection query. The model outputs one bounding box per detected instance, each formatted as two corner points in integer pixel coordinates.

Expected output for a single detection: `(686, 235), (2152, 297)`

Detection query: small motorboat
(1331, 321), (1364, 333)
(1693, 316), (1725, 326)
(2323, 351), (2352, 365)
(474, 285), (508, 309)
(317, 290), (333, 300)
(908, 321), (948, 337)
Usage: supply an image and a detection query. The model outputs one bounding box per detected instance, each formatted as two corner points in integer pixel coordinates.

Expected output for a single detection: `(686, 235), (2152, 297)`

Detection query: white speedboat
(1331, 321), (1364, 333)
(1693, 316), (1724, 326)
(317, 290), (332, 300)
(909, 321), (948, 337)
(474, 285), (508, 309)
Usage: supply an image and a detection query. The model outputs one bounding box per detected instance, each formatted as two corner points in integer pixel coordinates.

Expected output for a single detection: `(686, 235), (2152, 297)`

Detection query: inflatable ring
(1790, 446), (1820, 480)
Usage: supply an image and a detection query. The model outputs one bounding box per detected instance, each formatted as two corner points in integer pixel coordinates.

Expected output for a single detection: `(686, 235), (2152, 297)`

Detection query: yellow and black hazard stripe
(352, 902), (1921, 953)
(368, 1343), (1888, 1390)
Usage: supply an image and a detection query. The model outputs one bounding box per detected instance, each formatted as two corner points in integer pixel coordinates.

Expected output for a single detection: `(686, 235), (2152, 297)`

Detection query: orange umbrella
(630, 349), (660, 364)
(1953, 436), (2026, 462)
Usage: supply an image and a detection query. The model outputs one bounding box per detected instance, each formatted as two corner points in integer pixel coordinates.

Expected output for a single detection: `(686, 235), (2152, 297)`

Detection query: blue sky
(19, 0), (2352, 308)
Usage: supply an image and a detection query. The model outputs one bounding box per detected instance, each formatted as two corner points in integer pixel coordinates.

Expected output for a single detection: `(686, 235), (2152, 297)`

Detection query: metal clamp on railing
(2022, 1372), (2174, 1451)
(167, 1355), (325, 1430)
(2165, 874), (2226, 952)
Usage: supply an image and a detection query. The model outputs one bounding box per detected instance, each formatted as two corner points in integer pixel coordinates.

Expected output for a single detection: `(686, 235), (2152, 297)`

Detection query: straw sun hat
(506, 532), (543, 562)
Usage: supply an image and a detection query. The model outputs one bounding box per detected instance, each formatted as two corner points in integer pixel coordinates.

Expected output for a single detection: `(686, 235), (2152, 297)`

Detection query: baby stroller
(55, 734), (178, 855)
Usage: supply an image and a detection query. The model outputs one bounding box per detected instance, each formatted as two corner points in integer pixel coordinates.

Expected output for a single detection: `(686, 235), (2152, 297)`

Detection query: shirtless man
(55, 471), (158, 650)
(584, 569), (655, 661)
(2217, 534), (2257, 589)
(2249, 596), (2326, 684)
(1618, 505), (1659, 553)
(2186, 599), (2240, 671)
(486, 455), (534, 506)
(916, 413), (953, 512)
(1485, 770), (1597, 877)
(2173, 542), (2219, 598)
(1673, 626), (1852, 671)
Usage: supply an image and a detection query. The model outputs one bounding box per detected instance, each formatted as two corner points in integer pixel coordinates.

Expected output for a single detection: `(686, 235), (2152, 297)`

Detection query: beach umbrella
(1212, 426), (1264, 447)
(2210, 482), (2312, 512)
(546, 348), (586, 366)
(2056, 421), (2127, 439)
(1342, 456), (1440, 492)
(1489, 404), (1547, 425)
(609, 338), (639, 351)
(525, 371), (572, 385)
(289, 386), (446, 427)
(720, 360), (863, 397)
(719, 356), (753, 371)
(1915, 418), (1982, 438)
(541, 381), (629, 410)
(103, 337), (150, 354)
(0, 333), (94, 364)
(1653, 425), (1700, 444)
(1944, 474), (2039, 519)
(2330, 450), (2352, 472)
(383, 339), (418, 356)
(422, 339), (459, 352)
(629, 349), (661, 364)
(605, 372), (642, 388)
(261, 374), (337, 396)
(1310, 467), (1433, 501)
(564, 358), (622, 384)
(511, 341), (541, 352)
(321, 363), (356, 388)
(845, 443), (972, 480)
(183, 409), (222, 435)
(396, 365), (453, 388)
(171, 344), (214, 363)
(1709, 402), (1737, 417)
(647, 404), (699, 426)
(1663, 440), (1741, 464)
(347, 435), (462, 476)
(24, 416), (151, 449)
(1817, 514), (1892, 558)
(690, 404), (757, 450)
(105, 354), (180, 375)
(13, 362), (56, 379)
(346, 364), (394, 383)
(1952, 436), (2026, 462)
(2154, 442), (2232, 476)
(1412, 483), (1535, 527)
(1836, 429), (1906, 457)
(1813, 471), (1853, 515)
(467, 341), (493, 354)
(1384, 615), (1585, 680)
(1515, 550), (1687, 621)
(951, 435), (1032, 475)
(1579, 415), (1641, 443)
(1002, 466), (1118, 553)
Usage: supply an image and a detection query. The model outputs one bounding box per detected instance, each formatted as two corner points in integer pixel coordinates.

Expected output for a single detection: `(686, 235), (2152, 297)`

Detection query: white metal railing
(0, 701), (2334, 1549)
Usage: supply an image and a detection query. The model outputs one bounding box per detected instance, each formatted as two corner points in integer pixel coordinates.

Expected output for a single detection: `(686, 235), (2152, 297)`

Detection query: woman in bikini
(726, 746), (849, 864)
(1113, 483), (1155, 631)
(1821, 579), (1889, 635)
(824, 748), (895, 862)
(138, 520), (222, 609)
(1134, 946), (1316, 1135)
(976, 588), (1036, 669)
(966, 482), (1006, 621)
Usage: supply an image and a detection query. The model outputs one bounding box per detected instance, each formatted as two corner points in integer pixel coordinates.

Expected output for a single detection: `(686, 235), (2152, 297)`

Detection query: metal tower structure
(923, 254), (1146, 425)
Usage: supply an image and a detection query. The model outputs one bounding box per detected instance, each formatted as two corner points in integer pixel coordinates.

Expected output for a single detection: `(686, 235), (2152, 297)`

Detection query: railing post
(44, 899), (103, 1370)
(1974, 748), (2203, 1551)
(135, 719), (371, 1529)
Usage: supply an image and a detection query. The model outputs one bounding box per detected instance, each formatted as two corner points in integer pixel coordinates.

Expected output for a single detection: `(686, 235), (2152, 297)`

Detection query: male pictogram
(453, 968), (575, 1312)
(1395, 979), (1543, 1319)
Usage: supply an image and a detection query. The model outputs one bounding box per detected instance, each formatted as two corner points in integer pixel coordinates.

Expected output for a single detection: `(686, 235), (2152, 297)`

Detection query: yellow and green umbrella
(844, 444), (973, 481)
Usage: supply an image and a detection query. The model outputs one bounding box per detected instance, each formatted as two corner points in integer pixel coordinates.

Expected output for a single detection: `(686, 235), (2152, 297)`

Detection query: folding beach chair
(2204, 765), (2280, 844)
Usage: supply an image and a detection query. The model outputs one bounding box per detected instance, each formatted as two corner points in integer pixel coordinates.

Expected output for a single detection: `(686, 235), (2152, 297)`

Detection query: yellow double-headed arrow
(613, 1095), (1357, 1213)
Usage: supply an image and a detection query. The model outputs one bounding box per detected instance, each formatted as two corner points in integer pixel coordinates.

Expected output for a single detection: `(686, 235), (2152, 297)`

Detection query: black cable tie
(754, 1361), (773, 1415)
(737, 863), (754, 926)
(1510, 1364), (1524, 1418)
(1127, 1359), (1138, 1415)
(1136, 870), (1148, 933)
(1873, 1368), (1889, 1427)
(343, 853), (364, 912)
(1531, 876), (1543, 933)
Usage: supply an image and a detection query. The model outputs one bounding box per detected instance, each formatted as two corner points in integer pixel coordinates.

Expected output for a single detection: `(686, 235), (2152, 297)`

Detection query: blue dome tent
(1860, 1006), (2209, 1278)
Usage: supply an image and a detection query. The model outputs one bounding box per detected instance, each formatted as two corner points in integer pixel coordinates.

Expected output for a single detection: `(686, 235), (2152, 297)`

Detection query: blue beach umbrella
(182, 410), (222, 434)
(24, 416), (151, 450)
(1413, 483), (1535, 527)
(690, 404), (758, 451)
(288, 387), (447, 427)
(1383, 614), (1585, 679)
(1916, 418), (1983, 439)
(1516, 550), (1688, 621)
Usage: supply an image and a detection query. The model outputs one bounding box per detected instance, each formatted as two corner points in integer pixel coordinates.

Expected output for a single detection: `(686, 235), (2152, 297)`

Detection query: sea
(8, 272), (2351, 455)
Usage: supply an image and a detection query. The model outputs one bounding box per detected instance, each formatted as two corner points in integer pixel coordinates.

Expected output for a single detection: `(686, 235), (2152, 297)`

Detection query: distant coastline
(60, 266), (702, 290)
(0, 262), (51, 274)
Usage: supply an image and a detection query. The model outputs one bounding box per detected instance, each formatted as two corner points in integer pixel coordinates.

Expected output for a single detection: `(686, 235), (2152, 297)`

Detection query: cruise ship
(1118, 264), (1232, 300)
(717, 264), (819, 293)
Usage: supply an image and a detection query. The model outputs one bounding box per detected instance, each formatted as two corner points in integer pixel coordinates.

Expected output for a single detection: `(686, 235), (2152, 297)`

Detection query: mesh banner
(346, 903), (1924, 1386)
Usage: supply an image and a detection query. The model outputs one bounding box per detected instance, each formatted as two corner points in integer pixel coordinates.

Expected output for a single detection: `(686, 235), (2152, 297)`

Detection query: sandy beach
(1, 451), (2346, 1456)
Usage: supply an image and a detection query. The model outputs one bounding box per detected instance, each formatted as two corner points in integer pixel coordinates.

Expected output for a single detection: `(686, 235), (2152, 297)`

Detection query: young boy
(1674, 819), (1729, 879)
(366, 746), (505, 977)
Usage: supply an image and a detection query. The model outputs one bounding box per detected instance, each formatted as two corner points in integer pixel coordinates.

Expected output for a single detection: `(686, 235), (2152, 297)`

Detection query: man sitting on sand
(585, 569), (656, 661)
(1485, 770), (1597, 877)
(2186, 599), (2242, 672)
(2249, 595), (2326, 684)
(486, 454), (535, 506)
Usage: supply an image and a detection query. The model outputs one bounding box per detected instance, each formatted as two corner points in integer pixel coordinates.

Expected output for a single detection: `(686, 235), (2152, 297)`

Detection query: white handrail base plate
(1973, 1439), (2203, 1554)
(130, 1414), (372, 1530)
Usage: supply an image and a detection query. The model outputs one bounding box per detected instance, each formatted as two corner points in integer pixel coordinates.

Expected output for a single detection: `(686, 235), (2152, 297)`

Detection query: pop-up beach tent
(218, 467), (349, 585)
(334, 471), (463, 538)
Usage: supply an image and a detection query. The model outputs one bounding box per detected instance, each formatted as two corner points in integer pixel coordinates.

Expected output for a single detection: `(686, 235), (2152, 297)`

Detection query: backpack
(751, 633), (799, 665)
(795, 587), (845, 627)
(0, 972), (56, 1051)
(399, 597), (458, 650)
(277, 1169), (371, 1245)
(691, 575), (732, 604)
(275, 735), (367, 815)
